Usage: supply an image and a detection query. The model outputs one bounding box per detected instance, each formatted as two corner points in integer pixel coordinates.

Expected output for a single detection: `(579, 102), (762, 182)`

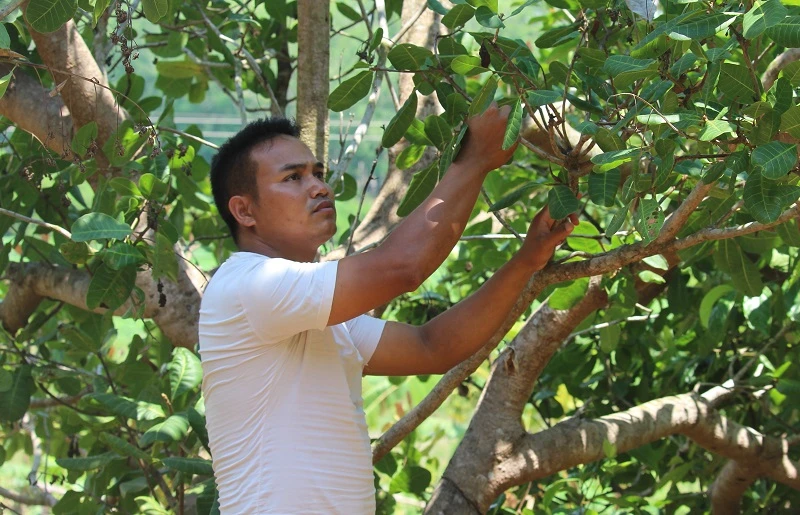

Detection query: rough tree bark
(296, 0), (330, 166)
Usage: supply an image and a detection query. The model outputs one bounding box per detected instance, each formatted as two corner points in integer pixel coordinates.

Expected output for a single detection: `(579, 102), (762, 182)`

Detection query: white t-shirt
(198, 252), (386, 514)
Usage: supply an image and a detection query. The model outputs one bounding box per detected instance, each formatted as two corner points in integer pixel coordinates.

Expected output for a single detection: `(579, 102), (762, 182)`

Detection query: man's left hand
(520, 206), (579, 271)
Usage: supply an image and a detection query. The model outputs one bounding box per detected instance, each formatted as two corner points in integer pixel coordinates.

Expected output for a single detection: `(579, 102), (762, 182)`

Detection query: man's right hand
(454, 103), (518, 174)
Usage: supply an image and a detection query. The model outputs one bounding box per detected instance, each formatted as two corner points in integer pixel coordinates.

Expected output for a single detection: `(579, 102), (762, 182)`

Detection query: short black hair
(210, 117), (301, 244)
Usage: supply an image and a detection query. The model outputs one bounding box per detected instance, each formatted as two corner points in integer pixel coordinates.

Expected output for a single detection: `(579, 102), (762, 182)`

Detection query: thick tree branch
(762, 48), (800, 91)
(0, 486), (57, 507)
(655, 180), (714, 244)
(495, 392), (800, 506)
(0, 64), (73, 156)
(709, 461), (759, 515)
(29, 20), (127, 165)
(0, 262), (201, 349)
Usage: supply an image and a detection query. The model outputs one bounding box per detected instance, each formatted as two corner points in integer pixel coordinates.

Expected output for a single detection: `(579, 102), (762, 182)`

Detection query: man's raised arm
(327, 104), (516, 326)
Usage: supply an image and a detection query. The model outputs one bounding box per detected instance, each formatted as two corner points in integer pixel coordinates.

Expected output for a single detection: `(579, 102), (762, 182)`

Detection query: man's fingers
(569, 212), (580, 226)
(547, 220), (574, 247)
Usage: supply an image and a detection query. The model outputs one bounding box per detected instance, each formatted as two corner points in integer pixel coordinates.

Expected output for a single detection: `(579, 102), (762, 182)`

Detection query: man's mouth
(313, 200), (335, 213)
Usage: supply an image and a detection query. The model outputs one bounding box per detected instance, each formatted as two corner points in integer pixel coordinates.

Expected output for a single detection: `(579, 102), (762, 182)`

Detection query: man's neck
(237, 236), (317, 262)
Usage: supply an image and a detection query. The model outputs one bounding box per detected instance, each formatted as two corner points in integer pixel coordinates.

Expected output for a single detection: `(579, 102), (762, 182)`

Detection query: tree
(0, 0), (799, 513)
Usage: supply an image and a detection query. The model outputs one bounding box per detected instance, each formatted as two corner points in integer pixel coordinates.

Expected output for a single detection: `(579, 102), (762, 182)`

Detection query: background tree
(1, 0), (799, 513)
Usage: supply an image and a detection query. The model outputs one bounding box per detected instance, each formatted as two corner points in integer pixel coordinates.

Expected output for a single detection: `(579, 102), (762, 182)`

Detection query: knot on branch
(0, 262), (45, 334)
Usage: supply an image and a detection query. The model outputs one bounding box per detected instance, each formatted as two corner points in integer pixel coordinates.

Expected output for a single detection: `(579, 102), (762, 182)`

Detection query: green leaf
(139, 173), (168, 200)
(751, 142), (798, 179)
(502, 99), (522, 150)
(100, 433), (153, 463)
(633, 197), (664, 244)
(0, 369), (11, 393)
(777, 220), (800, 246)
(716, 239), (763, 297)
(526, 89), (562, 107)
(70, 121), (98, 158)
(605, 203), (630, 238)
(638, 270), (666, 284)
(698, 119), (736, 142)
(441, 4), (475, 29)
(59, 241), (93, 265)
(387, 44), (433, 71)
(668, 13), (738, 41)
(489, 181), (540, 211)
(0, 24), (9, 49)
(475, 6), (503, 28)
(89, 393), (166, 421)
(86, 263), (136, 310)
(336, 2), (362, 22)
(59, 324), (98, 352)
(103, 120), (147, 167)
(699, 284), (735, 328)
(56, 453), (117, 471)
(602, 55), (658, 89)
(109, 177), (142, 197)
(450, 55), (487, 75)
(162, 457), (214, 476)
(670, 52), (698, 77)
(468, 76), (498, 117)
(168, 348), (202, 400)
(765, 16), (800, 47)
(0, 365), (34, 422)
(397, 163), (438, 217)
(328, 71), (374, 112)
(591, 148), (642, 173)
(382, 93), (418, 148)
(426, 0), (449, 15)
(25, 0), (77, 33)
(149, 232), (178, 282)
(102, 242), (145, 270)
(744, 170), (800, 223)
(0, 70), (12, 100)
(744, 0), (788, 39)
(549, 277), (590, 309)
(548, 185), (580, 220)
(535, 23), (580, 48)
(390, 465), (432, 496)
(141, 0), (168, 23)
(189, 402), (210, 454)
(718, 63), (758, 101)
(780, 105), (800, 138)
(396, 144), (426, 170)
(71, 213), (132, 242)
(588, 168), (621, 207)
(139, 414), (190, 446)
(424, 115), (452, 151)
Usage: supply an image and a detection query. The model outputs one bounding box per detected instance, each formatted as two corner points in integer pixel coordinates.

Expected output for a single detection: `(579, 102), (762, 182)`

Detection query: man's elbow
(395, 263), (427, 294)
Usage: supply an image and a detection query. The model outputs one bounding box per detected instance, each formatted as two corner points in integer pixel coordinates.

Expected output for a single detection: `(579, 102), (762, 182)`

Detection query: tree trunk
(296, 0), (330, 165)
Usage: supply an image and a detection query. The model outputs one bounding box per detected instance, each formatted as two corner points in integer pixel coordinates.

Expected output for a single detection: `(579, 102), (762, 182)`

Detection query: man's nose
(309, 175), (333, 198)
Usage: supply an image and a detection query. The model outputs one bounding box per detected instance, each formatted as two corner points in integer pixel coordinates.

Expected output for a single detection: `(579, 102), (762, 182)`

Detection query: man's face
(237, 135), (336, 257)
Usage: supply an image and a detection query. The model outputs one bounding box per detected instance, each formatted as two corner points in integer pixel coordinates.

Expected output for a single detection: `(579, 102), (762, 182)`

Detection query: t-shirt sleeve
(345, 315), (387, 366)
(239, 258), (338, 345)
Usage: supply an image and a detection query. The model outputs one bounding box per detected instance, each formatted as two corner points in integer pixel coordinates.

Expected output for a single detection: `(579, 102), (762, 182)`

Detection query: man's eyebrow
(279, 161), (325, 172)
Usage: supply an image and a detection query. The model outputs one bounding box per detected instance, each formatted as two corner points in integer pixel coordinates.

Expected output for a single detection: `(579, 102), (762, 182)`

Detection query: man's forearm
(381, 161), (488, 285)
(419, 254), (538, 370)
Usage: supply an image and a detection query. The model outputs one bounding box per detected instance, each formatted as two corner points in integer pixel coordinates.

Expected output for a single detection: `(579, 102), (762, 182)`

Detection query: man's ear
(229, 195), (256, 228)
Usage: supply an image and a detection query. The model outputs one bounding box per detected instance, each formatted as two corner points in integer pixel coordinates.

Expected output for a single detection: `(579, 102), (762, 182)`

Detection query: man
(199, 105), (576, 514)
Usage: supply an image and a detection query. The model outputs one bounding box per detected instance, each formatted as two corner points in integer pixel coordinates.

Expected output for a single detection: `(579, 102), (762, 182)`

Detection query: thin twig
(481, 188), (524, 241)
(0, 0), (25, 20)
(346, 148), (383, 255)
(157, 126), (219, 149)
(0, 207), (72, 239)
